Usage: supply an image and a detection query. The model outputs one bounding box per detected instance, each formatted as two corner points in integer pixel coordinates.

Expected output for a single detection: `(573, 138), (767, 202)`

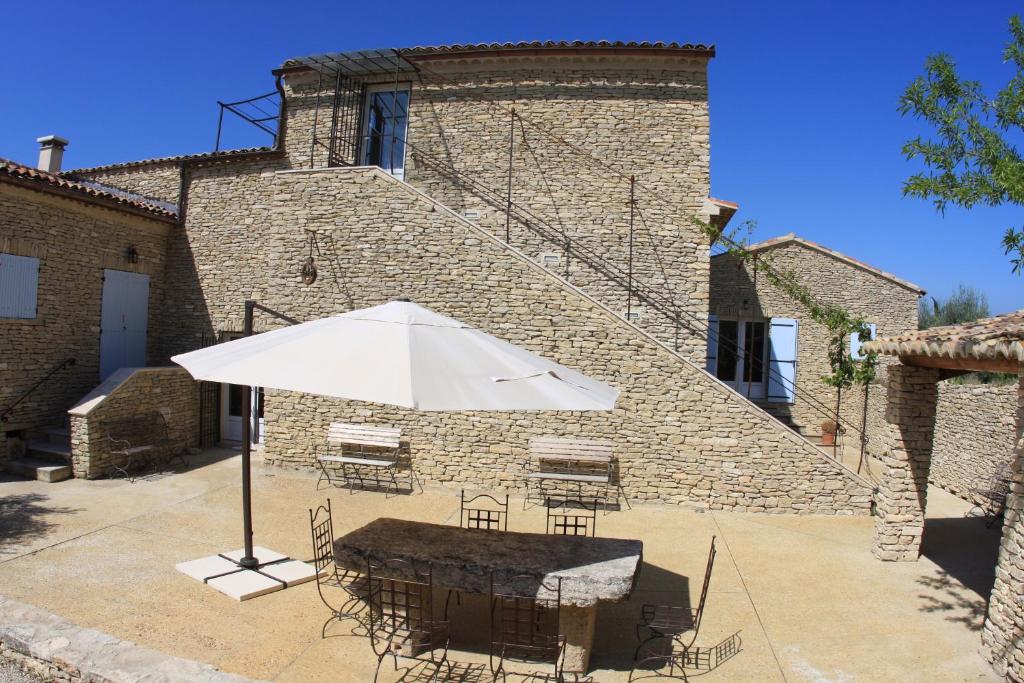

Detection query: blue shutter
(850, 323), (877, 360)
(0, 253), (40, 319)
(706, 315), (718, 374)
(767, 318), (798, 403)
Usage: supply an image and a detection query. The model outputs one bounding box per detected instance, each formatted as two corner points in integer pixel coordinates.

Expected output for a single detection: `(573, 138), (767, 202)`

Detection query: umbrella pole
(239, 301), (258, 569)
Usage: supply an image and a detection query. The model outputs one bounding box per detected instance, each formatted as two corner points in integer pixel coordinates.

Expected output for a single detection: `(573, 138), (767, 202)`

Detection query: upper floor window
(0, 252), (39, 319)
(361, 83), (410, 180)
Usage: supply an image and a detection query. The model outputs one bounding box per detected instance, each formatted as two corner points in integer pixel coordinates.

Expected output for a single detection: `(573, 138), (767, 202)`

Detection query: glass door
(714, 319), (767, 399)
(220, 384), (264, 445)
(361, 83), (410, 180)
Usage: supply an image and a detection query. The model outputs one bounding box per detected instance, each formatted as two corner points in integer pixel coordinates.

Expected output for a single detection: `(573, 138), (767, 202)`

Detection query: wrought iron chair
(461, 490), (511, 531)
(545, 497), (599, 537)
(309, 499), (369, 637)
(366, 556), (451, 683)
(489, 573), (565, 682)
(446, 490), (512, 619)
(966, 462), (1013, 528)
(634, 536), (717, 665)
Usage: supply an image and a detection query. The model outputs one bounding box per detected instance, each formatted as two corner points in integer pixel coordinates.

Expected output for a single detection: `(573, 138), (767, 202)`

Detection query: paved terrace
(0, 450), (1002, 682)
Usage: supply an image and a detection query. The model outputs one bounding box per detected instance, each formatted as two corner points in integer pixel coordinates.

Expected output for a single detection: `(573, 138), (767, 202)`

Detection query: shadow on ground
(0, 485), (80, 556)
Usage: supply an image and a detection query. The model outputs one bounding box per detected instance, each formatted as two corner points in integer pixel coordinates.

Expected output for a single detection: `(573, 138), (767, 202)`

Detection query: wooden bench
(525, 437), (628, 509)
(102, 412), (186, 481)
(316, 422), (420, 495)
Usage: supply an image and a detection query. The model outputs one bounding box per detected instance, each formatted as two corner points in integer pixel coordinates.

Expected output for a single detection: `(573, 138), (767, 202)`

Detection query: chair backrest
(460, 490), (510, 531)
(545, 497), (599, 537)
(366, 556), (436, 650)
(326, 422), (401, 451)
(308, 499), (335, 575)
(490, 573), (563, 664)
(692, 536), (717, 634)
(529, 437), (613, 463)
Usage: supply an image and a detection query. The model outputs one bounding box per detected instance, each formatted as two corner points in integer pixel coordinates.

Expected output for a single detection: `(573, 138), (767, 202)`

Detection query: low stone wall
(67, 367), (199, 479)
(929, 382), (1018, 499)
(0, 594), (256, 682)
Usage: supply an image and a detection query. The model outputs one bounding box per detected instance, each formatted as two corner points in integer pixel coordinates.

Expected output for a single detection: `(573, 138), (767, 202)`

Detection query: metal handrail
(0, 357), (75, 424)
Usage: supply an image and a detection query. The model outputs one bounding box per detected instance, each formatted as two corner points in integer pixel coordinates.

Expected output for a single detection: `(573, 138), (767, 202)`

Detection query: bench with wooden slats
(526, 437), (621, 505)
(317, 422), (416, 494)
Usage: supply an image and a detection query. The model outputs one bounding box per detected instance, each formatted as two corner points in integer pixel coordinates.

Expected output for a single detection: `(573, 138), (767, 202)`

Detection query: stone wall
(710, 240), (921, 439)
(281, 54), (714, 362)
(930, 382), (1018, 499)
(981, 368), (1024, 680)
(0, 183), (171, 431)
(0, 593), (256, 682)
(68, 160), (183, 204)
(67, 367), (199, 479)
(165, 165), (871, 513)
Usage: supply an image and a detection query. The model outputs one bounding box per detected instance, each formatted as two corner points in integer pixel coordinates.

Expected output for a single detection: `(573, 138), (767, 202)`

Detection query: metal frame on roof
(290, 48), (417, 78)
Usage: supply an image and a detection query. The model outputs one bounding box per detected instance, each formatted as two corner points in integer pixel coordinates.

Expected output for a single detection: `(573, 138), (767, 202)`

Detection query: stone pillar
(872, 365), (939, 561)
(980, 366), (1024, 680)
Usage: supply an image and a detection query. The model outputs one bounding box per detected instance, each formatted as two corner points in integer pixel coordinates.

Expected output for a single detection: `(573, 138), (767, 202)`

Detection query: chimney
(36, 135), (69, 173)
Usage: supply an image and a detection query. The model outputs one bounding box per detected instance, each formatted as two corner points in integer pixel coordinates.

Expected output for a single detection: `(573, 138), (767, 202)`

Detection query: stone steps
(5, 456), (71, 483)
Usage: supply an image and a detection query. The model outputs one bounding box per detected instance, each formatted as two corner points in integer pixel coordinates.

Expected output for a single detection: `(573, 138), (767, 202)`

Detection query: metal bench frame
(316, 422), (421, 495)
(101, 411), (186, 481)
(525, 436), (629, 510)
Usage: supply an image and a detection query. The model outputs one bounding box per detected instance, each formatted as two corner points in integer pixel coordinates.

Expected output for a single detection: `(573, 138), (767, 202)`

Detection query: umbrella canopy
(172, 300), (618, 411)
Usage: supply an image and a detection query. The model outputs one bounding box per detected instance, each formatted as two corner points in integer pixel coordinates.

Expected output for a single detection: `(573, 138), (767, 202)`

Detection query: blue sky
(3, 0), (1021, 314)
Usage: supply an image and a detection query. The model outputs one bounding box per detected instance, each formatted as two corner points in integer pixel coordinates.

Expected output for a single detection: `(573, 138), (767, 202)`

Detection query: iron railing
(0, 357), (75, 424)
(215, 91), (281, 151)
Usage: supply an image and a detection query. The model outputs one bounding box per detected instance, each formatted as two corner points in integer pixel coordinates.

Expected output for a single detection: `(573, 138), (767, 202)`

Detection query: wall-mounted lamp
(125, 245), (139, 264)
(301, 232), (318, 285)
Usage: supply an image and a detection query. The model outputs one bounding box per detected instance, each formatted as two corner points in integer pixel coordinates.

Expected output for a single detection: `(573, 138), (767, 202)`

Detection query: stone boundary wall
(67, 367), (199, 479)
(246, 167), (872, 514)
(930, 382), (1018, 499)
(0, 593), (258, 682)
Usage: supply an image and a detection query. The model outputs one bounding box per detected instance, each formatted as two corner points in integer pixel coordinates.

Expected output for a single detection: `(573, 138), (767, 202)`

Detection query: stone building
(709, 233), (924, 445)
(2, 41), (907, 512)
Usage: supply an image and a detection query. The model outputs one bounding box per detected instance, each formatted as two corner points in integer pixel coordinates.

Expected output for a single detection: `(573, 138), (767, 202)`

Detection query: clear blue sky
(3, 0), (1021, 314)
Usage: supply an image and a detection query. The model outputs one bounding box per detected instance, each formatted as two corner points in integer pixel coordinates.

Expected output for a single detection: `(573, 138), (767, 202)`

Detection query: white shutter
(0, 253), (40, 319)
(706, 315), (718, 374)
(767, 318), (798, 403)
(850, 323), (877, 360)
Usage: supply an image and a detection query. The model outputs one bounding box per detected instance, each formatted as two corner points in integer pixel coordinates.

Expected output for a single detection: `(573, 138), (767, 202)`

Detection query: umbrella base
(176, 547), (320, 601)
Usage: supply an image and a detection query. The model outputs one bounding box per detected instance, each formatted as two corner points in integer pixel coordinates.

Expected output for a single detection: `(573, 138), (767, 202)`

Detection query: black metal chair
(489, 573), (565, 682)
(634, 536), (717, 666)
(545, 497), (599, 537)
(461, 490), (511, 531)
(309, 499), (369, 637)
(366, 556), (451, 683)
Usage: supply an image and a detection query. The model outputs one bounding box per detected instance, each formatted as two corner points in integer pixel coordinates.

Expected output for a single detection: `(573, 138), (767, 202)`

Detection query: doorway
(99, 269), (149, 381)
(712, 319), (767, 399)
(218, 333), (264, 445)
(360, 83), (410, 179)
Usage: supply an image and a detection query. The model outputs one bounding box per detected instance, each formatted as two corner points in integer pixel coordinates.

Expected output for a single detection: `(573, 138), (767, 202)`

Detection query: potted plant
(820, 419), (838, 446)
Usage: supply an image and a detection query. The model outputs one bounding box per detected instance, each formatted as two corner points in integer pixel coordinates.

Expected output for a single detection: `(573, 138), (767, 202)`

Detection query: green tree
(899, 15), (1024, 274)
(918, 284), (991, 329)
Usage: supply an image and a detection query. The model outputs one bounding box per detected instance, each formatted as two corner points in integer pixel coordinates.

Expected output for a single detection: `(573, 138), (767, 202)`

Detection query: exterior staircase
(5, 424), (72, 482)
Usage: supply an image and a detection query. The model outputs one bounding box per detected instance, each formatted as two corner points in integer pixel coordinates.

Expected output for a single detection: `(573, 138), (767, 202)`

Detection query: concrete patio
(0, 450), (1002, 682)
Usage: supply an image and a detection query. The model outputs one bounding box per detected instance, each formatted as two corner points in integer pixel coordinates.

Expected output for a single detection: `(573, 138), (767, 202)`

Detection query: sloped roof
(0, 158), (178, 221)
(864, 310), (1024, 364)
(713, 233), (925, 295)
(64, 146), (278, 175)
(399, 40), (715, 57)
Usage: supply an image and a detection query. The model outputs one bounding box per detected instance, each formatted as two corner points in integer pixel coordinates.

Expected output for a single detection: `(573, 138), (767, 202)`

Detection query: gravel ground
(0, 663), (43, 683)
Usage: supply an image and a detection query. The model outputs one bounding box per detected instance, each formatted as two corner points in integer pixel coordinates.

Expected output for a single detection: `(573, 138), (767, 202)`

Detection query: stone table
(334, 517), (643, 673)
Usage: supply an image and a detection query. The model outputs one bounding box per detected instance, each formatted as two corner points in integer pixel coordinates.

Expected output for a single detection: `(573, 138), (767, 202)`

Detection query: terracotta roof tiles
(863, 310), (1024, 363)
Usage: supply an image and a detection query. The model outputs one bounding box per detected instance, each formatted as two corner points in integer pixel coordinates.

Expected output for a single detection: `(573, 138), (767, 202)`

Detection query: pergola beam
(898, 354), (1019, 374)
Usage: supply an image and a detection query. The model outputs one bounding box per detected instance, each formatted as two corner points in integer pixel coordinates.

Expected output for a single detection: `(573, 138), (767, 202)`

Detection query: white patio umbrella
(171, 299), (618, 572)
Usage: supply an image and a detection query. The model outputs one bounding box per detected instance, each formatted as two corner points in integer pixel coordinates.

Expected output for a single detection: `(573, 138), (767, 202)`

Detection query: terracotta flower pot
(821, 432), (836, 446)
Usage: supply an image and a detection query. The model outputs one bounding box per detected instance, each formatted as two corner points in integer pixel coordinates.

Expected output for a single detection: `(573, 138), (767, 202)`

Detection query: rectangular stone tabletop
(333, 517), (643, 607)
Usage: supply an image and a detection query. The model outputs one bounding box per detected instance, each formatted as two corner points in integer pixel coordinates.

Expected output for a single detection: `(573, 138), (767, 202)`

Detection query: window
(0, 253), (39, 319)
(540, 253), (561, 268)
(361, 84), (410, 179)
(850, 323), (877, 359)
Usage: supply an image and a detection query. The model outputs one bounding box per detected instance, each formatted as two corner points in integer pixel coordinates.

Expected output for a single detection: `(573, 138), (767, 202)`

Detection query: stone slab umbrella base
(170, 299), (618, 607)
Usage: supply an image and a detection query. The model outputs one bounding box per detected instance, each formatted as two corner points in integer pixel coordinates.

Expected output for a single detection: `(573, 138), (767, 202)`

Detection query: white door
(99, 269), (149, 381)
(710, 319), (767, 399)
(361, 83), (410, 180)
(219, 333), (264, 445)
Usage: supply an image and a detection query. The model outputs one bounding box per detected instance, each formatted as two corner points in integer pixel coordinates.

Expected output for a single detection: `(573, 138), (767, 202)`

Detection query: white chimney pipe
(36, 135), (69, 173)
